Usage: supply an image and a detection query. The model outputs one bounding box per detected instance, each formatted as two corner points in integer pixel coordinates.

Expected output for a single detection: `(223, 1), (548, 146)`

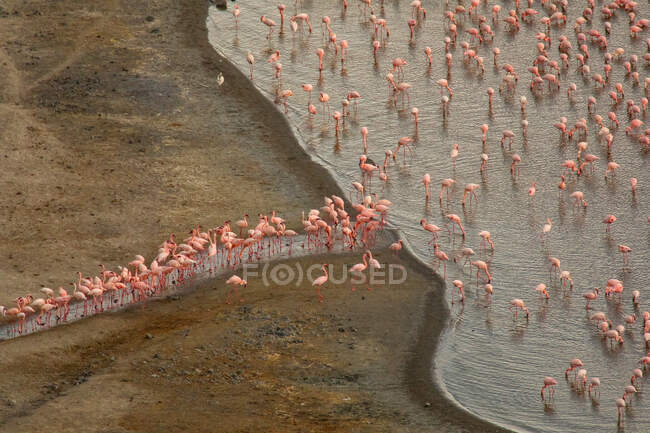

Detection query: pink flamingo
(479, 231), (494, 251)
(422, 173), (431, 200)
(483, 284), (493, 304)
(480, 124), (488, 144)
(571, 191), (587, 208)
(462, 183), (479, 206)
(420, 219), (441, 245)
(260, 16), (276, 39)
(606, 329), (623, 347)
(424, 46), (432, 66)
(316, 48), (324, 72)
(589, 378), (601, 397)
(233, 5), (240, 28)
(509, 298), (529, 320)
(225, 275), (247, 304)
(549, 257), (561, 278)
(445, 213), (465, 237)
(510, 154), (521, 176)
(349, 253), (369, 291)
(618, 245), (631, 266)
(541, 218), (552, 240)
(450, 143), (459, 166)
(436, 79), (453, 97)
(433, 244), (449, 279)
(360, 127), (368, 153)
(623, 385), (636, 404)
(291, 13), (312, 33)
(312, 264), (328, 302)
(246, 52), (255, 80)
(565, 358), (584, 379)
(528, 181), (536, 198)
(440, 178), (455, 201)
(535, 283), (549, 299)
(389, 240), (403, 256)
(602, 214), (616, 233)
(411, 107), (419, 128)
(277, 4), (285, 30)
(301, 83), (313, 105)
(471, 260), (491, 285)
(616, 398), (626, 423)
(451, 280), (465, 304)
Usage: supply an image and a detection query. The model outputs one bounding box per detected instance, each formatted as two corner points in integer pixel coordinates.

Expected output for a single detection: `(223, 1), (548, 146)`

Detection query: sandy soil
(0, 249), (503, 433)
(0, 0), (339, 304)
(0, 1), (506, 432)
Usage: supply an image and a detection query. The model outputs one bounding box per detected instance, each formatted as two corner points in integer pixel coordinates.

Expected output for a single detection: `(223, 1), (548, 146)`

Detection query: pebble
(145, 333), (153, 339)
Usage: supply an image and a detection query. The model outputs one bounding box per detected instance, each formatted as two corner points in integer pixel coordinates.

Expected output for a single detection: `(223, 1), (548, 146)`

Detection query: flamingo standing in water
(433, 244), (449, 279)
(541, 377), (557, 401)
(260, 16), (276, 39)
(509, 299), (529, 320)
(422, 173), (431, 200)
(541, 218), (551, 240)
(246, 52), (255, 80)
(583, 287), (598, 309)
(602, 214), (616, 233)
(462, 183), (479, 206)
(471, 260), (491, 285)
(451, 280), (465, 304)
(589, 378), (601, 397)
(565, 358), (584, 379)
(618, 245), (631, 266)
(446, 213), (465, 237)
(616, 398), (626, 423)
(233, 5), (240, 28)
(389, 240), (403, 256)
(440, 178), (455, 201)
(420, 219), (441, 245)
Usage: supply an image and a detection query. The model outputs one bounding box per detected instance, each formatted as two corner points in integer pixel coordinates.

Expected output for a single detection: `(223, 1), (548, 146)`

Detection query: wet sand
(0, 1), (505, 431)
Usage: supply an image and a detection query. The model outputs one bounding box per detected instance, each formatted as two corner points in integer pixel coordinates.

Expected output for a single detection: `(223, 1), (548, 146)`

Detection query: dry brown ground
(0, 250), (503, 433)
(0, 0), (338, 304)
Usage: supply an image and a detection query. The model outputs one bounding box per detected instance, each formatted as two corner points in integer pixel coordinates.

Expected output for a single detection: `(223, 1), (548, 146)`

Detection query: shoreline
(201, 3), (509, 432)
(0, 0), (509, 431)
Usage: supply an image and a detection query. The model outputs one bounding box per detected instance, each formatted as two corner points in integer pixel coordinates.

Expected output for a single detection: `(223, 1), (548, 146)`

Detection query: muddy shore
(0, 0), (506, 431)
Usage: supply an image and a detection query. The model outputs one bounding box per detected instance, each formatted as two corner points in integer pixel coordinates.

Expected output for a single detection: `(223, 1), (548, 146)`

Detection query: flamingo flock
(2, 0), (647, 431)
(218, 0), (650, 427)
(1, 197), (396, 337)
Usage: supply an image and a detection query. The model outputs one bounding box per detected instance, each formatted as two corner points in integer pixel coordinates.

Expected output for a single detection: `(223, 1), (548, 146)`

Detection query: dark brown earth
(0, 1), (507, 432)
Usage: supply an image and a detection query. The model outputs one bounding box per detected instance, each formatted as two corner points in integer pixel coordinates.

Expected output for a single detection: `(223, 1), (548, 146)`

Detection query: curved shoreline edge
(200, 3), (510, 432)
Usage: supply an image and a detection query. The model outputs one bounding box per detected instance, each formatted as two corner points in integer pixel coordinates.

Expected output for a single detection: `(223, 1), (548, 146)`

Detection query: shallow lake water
(207, 1), (649, 432)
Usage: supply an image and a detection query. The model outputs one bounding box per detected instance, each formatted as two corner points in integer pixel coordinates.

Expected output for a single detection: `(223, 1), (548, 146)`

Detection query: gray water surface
(207, 1), (649, 432)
